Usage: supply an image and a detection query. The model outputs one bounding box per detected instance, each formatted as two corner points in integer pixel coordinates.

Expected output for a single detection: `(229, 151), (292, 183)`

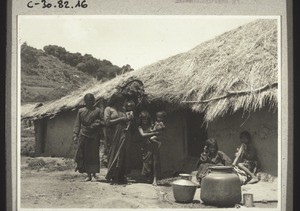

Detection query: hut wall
(43, 111), (77, 158)
(159, 110), (187, 172)
(207, 108), (278, 176)
(35, 109), (187, 172)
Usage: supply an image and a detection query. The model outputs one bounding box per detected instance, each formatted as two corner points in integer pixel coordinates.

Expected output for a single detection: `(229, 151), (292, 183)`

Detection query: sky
(18, 16), (259, 69)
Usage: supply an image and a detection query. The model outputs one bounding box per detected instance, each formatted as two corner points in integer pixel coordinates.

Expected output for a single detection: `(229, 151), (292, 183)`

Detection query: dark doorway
(186, 111), (207, 157)
(33, 119), (47, 154)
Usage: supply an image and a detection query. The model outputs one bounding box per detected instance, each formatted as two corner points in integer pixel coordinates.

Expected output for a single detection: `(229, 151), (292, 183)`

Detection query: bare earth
(21, 156), (278, 209)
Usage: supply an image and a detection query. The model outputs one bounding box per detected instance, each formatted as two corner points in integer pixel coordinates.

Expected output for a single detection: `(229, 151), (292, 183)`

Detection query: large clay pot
(172, 173), (197, 203)
(200, 166), (241, 207)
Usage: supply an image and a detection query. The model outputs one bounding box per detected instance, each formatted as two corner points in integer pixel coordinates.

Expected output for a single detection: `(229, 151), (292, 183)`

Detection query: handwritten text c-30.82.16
(27, 0), (88, 9)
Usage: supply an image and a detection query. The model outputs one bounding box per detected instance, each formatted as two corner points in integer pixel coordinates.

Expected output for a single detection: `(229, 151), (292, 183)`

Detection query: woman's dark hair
(138, 110), (151, 125)
(84, 93), (95, 103)
(108, 92), (125, 107)
(205, 138), (218, 151)
(240, 131), (251, 141)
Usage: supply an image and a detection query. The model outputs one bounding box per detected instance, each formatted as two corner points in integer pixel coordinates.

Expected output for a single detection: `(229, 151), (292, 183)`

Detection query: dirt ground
(20, 156), (278, 209)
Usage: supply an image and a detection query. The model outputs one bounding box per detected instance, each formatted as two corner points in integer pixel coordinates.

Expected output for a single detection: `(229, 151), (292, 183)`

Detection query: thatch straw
(21, 19), (278, 122)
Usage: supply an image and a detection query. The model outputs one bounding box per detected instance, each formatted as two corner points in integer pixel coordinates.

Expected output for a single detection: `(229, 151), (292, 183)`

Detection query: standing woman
(73, 93), (104, 182)
(104, 93), (133, 184)
(102, 97), (118, 167)
(137, 111), (161, 186)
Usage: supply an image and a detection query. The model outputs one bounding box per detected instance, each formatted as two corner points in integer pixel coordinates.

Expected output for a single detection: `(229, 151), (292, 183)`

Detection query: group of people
(196, 131), (259, 185)
(73, 92), (259, 187)
(73, 93), (166, 185)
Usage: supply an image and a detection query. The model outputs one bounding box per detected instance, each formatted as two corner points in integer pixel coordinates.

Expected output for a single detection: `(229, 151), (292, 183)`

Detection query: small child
(149, 111), (166, 148)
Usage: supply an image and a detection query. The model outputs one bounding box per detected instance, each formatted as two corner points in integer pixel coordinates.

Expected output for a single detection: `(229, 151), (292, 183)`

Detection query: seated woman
(233, 131), (259, 184)
(196, 138), (232, 185)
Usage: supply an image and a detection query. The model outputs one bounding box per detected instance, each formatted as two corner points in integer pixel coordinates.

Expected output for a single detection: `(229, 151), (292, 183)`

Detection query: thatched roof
(22, 19), (278, 122)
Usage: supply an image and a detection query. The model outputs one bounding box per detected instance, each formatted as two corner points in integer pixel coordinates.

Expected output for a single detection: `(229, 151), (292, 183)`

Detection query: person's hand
(128, 112), (134, 120)
(157, 142), (162, 148)
(150, 136), (157, 141)
(203, 146), (208, 154)
(242, 143), (247, 151)
(90, 120), (101, 129)
(73, 136), (78, 144)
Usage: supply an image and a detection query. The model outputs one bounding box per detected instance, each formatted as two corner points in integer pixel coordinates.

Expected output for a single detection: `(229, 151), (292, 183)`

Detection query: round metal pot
(172, 173), (197, 203)
(200, 166), (241, 207)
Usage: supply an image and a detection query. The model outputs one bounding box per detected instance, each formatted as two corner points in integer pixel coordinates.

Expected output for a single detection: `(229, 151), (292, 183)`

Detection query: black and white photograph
(17, 15), (282, 209)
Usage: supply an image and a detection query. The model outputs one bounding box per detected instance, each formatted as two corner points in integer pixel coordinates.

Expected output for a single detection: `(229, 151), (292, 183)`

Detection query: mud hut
(22, 19), (278, 176)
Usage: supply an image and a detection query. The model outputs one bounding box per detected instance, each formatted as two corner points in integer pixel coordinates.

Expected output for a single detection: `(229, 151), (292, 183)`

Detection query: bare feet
(85, 173), (92, 182)
(91, 173), (98, 182)
(91, 177), (98, 182)
(152, 177), (158, 186)
(248, 177), (259, 184)
(85, 177), (92, 182)
(152, 182), (158, 186)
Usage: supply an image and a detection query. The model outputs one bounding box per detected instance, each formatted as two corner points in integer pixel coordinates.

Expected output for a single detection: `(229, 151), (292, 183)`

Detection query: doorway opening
(186, 111), (208, 157)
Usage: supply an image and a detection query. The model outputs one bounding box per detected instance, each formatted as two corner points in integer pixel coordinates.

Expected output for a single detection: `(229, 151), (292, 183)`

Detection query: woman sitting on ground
(233, 131), (259, 184)
(196, 138), (232, 185)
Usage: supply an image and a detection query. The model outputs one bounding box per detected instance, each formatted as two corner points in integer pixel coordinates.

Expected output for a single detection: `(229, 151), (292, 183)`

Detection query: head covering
(117, 77), (147, 107)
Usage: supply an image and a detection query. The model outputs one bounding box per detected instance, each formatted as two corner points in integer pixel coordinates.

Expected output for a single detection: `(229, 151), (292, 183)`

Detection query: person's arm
(138, 126), (159, 138)
(99, 109), (106, 127)
(200, 152), (209, 161)
(73, 110), (81, 142)
(108, 117), (128, 125)
(89, 120), (100, 129)
(89, 110), (106, 129)
(219, 151), (232, 165)
(243, 144), (256, 160)
(196, 146), (209, 168)
(104, 107), (128, 126)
